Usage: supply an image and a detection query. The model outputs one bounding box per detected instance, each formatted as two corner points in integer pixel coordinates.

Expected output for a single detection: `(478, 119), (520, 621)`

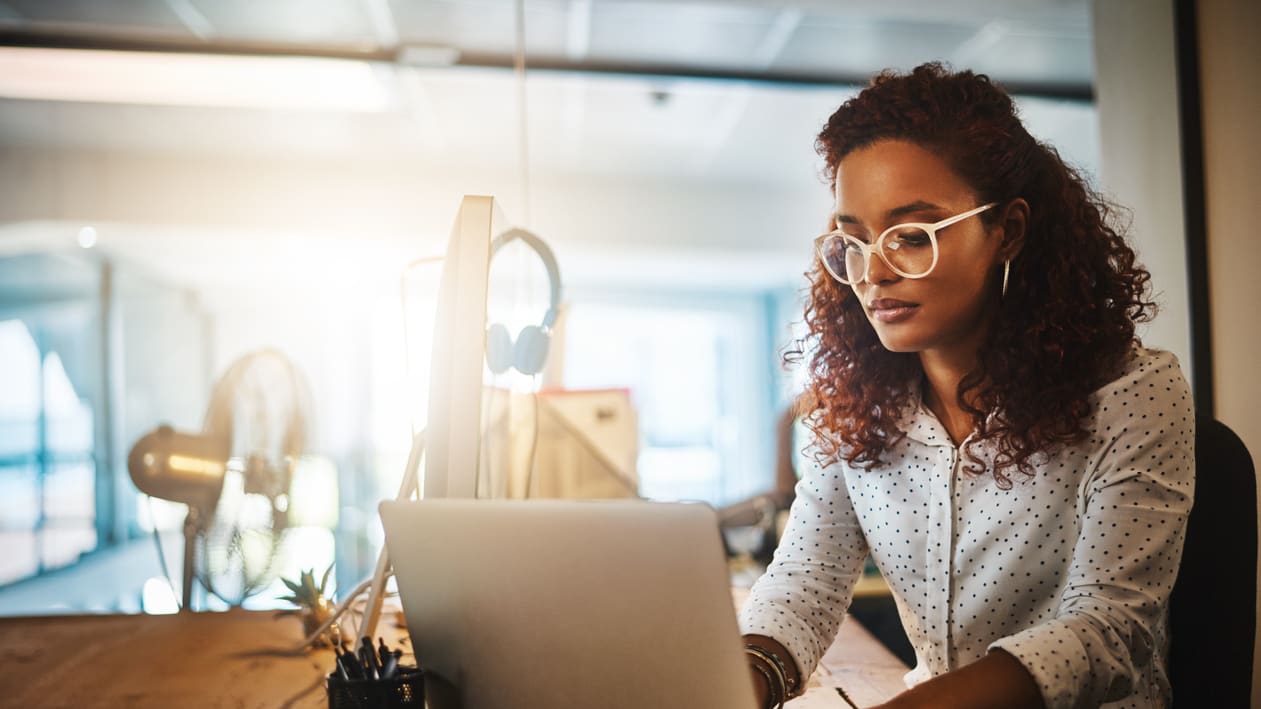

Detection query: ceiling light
(0, 47), (392, 113)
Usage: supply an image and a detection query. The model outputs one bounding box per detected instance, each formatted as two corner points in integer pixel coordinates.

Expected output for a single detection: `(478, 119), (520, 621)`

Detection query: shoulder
(1085, 346), (1194, 445)
(1091, 346), (1191, 407)
(1075, 346), (1195, 494)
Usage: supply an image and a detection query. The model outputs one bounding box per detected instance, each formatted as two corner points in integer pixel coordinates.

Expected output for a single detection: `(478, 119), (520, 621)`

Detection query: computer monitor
(421, 194), (505, 500)
(356, 195), (504, 639)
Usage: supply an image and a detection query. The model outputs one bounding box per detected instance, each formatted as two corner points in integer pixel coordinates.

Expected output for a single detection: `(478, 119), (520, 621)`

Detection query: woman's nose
(865, 250), (900, 285)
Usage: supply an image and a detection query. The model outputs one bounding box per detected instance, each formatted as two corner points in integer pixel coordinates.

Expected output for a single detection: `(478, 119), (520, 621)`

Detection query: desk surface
(0, 606), (907, 708)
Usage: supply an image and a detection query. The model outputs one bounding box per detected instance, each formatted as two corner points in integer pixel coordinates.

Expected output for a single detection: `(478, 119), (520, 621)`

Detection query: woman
(738, 63), (1193, 709)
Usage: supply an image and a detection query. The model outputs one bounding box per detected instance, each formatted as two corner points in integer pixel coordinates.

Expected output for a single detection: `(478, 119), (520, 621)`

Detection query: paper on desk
(808, 640), (908, 708)
(808, 666), (910, 708)
(786, 686), (849, 708)
(787, 658), (865, 708)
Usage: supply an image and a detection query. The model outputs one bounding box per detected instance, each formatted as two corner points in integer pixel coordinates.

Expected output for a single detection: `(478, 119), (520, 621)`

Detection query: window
(0, 319), (97, 585)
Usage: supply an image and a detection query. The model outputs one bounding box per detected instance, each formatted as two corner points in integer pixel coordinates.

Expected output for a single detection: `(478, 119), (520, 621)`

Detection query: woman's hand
(868, 650), (1044, 709)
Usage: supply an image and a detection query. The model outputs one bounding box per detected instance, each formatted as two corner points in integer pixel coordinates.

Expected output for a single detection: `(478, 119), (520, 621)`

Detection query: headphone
(484, 227), (563, 376)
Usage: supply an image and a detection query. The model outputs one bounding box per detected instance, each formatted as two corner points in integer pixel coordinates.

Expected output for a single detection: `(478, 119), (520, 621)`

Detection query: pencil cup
(326, 667), (424, 708)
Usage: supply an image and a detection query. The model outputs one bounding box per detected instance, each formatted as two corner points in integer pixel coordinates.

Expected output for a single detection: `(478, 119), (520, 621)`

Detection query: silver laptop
(379, 499), (758, 709)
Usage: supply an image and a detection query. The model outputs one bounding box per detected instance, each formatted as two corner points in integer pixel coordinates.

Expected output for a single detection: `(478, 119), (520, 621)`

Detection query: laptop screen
(380, 498), (757, 709)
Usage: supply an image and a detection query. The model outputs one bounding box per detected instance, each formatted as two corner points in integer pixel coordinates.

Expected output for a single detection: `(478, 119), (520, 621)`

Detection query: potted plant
(277, 563), (337, 647)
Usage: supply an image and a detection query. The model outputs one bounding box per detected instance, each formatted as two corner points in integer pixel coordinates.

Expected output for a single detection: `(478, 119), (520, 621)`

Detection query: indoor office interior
(0, 0), (1258, 705)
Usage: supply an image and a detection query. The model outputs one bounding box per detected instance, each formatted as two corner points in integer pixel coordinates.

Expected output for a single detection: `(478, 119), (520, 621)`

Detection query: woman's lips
(868, 298), (919, 323)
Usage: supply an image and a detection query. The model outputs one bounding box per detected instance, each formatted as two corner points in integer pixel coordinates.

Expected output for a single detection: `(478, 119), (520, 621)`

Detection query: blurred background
(0, 0), (1217, 623)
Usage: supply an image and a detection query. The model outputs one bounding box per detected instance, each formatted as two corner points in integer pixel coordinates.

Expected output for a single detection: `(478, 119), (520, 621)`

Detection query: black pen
(359, 636), (379, 680)
(337, 639), (363, 680)
(333, 651), (352, 682)
(378, 637), (391, 666)
(380, 649), (399, 680)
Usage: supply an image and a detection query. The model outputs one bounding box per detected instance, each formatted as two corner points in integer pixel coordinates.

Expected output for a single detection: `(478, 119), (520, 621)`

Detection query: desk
(0, 607), (906, 708)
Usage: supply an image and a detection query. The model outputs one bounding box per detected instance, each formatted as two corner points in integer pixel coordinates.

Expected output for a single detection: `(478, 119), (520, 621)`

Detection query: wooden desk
(801, 617), (909, 707)
(0, 607), (906, 708)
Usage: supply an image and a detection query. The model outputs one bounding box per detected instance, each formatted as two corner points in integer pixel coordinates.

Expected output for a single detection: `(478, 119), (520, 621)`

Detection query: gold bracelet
(744, 648), (786, 708)
(748, 659), (782, 709)
(744, 643), (799, 698)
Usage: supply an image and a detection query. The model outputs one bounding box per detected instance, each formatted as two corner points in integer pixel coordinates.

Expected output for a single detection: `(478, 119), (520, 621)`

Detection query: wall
(1098, 0), (1261, 699)
(0, 147), (829, 295)
(1196, 0), (1261, 703)
(1092, 0), (1192, 373)
(1095, 0), (1261, 699)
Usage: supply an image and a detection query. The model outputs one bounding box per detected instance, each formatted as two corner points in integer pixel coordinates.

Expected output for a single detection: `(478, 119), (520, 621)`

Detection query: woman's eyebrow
(834, 200), (946, 226)
(886, 200), (945, 220)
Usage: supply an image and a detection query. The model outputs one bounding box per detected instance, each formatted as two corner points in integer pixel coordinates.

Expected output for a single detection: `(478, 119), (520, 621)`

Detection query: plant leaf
(302, 569), (318, 597)
(319, 563), (334, 595)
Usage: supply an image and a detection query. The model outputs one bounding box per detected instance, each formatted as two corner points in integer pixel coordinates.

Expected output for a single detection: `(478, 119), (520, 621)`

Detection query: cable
(513, 0), (532, 226)
(146, 495), (182, 611)
(477, 375), (505, 500)
(295, 430), (424, 650)
(521, 381), (541, 498)
(295, 575), (375, 651)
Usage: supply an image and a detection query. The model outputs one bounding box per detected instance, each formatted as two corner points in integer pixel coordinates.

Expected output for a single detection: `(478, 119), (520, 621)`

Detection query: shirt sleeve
(738, 456), (871, 680)
(989, 351), (1194, 709)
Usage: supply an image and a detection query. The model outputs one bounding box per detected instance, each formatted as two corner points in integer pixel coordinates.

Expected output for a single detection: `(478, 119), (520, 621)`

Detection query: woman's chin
(872, 326), (926, 353)
(878, 340), (921, 354)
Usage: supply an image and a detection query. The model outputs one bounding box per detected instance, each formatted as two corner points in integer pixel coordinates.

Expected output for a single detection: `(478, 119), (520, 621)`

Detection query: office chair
(1168, 415), (1256, 707)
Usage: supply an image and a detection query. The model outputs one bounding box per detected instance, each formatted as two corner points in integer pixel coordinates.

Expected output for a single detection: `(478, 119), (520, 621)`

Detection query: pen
(380, 649), (400, 680)
(337, 639), (363, 680)
(378, 637), (390, 666)
(333, 651), (352, 682)
(359, 636), (379, 680)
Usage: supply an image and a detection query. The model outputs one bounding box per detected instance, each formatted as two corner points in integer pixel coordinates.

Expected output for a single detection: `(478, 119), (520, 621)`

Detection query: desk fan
(129, 349), (313, 609)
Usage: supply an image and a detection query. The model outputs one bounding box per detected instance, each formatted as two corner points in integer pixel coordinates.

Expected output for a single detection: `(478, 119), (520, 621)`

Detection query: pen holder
(327, 667), (424, 709)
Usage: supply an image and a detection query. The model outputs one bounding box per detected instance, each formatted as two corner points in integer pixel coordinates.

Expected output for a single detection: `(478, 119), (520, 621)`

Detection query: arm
(872, 649), (1044, 709)
(985, 353), (1194, 708)
(738, 457), (871, 691)
(743, 634), (803, 708)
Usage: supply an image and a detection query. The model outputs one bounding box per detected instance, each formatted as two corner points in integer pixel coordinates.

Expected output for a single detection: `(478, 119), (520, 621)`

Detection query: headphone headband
(490, 227), (563, 329)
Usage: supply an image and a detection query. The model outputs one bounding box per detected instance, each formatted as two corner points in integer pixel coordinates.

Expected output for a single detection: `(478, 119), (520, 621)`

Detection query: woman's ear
(998, 198), (1029, 261)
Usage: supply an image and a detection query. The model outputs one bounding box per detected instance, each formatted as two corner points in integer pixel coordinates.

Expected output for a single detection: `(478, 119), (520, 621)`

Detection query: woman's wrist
(742, 634), (802, 708)
(747, 658), (776, 708)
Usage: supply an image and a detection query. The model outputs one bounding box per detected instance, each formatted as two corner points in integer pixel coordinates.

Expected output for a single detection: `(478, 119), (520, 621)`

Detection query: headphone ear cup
(485, 323), (514, 374)
(513, 325), (551, 376)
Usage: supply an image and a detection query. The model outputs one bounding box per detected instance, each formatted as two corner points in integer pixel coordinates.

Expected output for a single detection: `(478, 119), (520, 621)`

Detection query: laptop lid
(379, 498), (757, 709)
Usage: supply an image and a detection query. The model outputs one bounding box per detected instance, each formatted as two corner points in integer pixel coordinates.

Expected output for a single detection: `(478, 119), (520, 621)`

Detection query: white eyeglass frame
(815, 202), (998, 284)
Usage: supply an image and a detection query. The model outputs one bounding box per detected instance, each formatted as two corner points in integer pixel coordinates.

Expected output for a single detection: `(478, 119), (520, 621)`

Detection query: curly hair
(795, 63), (1156, 486)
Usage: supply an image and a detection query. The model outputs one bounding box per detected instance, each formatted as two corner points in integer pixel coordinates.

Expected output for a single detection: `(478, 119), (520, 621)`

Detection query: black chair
(1169, 415), (1257, 707)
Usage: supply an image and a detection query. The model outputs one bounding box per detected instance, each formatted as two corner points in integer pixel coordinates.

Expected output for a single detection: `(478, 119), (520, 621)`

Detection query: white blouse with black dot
(739, 347), (1194, 709)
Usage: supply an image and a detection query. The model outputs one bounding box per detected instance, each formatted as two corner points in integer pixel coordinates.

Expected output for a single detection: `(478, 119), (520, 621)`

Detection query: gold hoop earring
(1001, 260), (1010, 299)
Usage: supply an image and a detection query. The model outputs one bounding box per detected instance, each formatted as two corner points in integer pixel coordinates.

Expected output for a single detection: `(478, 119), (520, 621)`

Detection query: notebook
(379, 498), (758, 709)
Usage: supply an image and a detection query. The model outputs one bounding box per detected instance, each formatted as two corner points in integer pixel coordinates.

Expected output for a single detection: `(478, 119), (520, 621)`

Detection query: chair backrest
(1169, 415), (1257, 707)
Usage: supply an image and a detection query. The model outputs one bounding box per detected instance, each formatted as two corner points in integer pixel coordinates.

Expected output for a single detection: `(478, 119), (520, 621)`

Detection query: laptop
(379, 498), (758, 709)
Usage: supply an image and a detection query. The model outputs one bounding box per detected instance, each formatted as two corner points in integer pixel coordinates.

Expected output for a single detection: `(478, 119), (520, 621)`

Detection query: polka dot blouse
(739, 347), (1194, 709)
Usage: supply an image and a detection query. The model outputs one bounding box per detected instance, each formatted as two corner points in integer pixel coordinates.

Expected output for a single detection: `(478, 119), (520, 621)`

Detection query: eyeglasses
(814, 202), (998, 285)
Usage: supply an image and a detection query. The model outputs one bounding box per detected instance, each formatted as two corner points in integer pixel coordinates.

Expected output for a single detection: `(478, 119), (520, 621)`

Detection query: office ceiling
(0, 0), (1093, 88)
(0, 0), (1093, 180)
(0, 1), (1097, 292)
